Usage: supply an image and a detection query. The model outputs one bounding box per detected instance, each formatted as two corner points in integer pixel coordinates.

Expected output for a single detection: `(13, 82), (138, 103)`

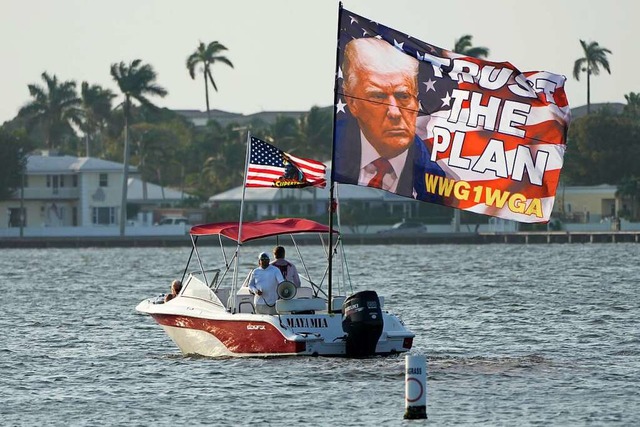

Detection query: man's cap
(258, 252), (269, 260)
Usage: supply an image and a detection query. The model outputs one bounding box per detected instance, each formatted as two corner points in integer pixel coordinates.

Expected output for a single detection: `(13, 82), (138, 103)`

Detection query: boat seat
(276, 297), (326, 314)
(295, 286), (313, 299)
(234, 286), (255, 314)
(331, 296), (346, 313)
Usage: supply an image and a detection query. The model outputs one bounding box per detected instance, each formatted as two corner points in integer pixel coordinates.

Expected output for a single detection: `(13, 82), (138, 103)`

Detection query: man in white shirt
(248, 252), (285, 315)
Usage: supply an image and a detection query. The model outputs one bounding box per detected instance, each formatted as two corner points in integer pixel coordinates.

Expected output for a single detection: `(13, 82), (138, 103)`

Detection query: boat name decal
(344, 303), (363, 313)
(246, 324), (266, 330)
(286, 317), (328, 328)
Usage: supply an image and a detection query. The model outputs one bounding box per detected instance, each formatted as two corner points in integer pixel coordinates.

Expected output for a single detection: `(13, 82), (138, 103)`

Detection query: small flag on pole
(246, 136), (326, 188)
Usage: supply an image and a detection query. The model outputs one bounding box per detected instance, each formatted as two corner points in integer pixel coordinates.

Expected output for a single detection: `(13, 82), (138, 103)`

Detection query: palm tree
(18, 72), (81, 150)
(299, 106), (332, 160)
(452, 35), (489, 59)
(0, 129), (29, 201)
(623, 92), (640, 118)
(616, 176), (640, 220)
(110, 59), (167, 236)
(77, 82), (115, 157)
(573, 40), (612, 114)
(186, 41), (234, 120)
(451, 35), (489, 233)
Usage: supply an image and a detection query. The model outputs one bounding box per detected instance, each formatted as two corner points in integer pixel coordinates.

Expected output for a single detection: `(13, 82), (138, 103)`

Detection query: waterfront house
(208, 162), (637, 232)
(553, 184), (634, 223)
(0, 151), (193, 237)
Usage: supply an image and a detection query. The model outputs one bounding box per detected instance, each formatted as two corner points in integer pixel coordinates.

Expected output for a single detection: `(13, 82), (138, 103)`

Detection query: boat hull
(137, 298), (413, 358)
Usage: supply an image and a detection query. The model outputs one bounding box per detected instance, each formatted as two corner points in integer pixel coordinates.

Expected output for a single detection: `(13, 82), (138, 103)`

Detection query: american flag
(333, 7), (571, 223)
(246, 136), (326, 188)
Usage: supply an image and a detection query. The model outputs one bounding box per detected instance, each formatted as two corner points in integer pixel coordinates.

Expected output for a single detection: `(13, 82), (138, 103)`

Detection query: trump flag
(332, 7), (571, 223)
(246, 136), (326, 188)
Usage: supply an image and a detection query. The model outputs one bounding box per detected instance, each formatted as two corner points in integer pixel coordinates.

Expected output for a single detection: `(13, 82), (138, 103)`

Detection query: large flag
(246, 136), (326, 188)
(332, 7), (571, 223)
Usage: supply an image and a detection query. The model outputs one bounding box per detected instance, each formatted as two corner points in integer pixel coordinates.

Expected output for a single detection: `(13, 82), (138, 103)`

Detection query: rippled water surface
(2, 243), (639, 426)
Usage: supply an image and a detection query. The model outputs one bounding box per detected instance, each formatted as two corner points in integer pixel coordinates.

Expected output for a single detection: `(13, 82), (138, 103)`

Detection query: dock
(342, 231), (640, 245)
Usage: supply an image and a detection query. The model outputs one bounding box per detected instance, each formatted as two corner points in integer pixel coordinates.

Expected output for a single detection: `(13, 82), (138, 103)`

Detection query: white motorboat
(136, 217), (414, 357)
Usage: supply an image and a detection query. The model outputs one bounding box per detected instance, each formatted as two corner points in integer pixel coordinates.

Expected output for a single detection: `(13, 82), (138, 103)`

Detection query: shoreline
(1, 231), (639, 248)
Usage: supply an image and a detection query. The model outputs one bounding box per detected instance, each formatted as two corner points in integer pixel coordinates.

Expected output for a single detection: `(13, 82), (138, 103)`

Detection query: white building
(208, 162), (426, 233)
(0, 152), (194, 237)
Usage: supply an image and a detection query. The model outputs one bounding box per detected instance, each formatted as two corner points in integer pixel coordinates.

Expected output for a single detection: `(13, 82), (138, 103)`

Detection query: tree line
(0, 40), (334, 204)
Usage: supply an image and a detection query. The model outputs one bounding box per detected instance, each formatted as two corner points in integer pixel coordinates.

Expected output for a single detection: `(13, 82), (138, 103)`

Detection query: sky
(1, 0), (638, 124)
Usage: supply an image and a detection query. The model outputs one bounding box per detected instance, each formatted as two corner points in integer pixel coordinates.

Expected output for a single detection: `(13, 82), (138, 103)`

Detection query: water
(1, 243), (639, 426)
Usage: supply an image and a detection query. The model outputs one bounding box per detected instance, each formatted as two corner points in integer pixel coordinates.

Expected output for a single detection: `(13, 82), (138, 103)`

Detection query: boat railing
(299, 274), (329, 299)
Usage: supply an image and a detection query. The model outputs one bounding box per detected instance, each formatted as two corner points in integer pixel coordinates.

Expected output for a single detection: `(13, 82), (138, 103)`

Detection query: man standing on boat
(248, 252), (285, 315)
(333, 37), (444, 203)
(271, 246), (301, 287)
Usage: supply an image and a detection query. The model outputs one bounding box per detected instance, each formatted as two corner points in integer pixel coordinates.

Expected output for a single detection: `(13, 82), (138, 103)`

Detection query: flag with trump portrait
(332, 6), (571, 223)
(246, 136), (326, 188)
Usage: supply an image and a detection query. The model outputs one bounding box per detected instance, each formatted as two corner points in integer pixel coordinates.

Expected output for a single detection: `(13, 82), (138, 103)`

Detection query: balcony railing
(20, 187), (80, 199)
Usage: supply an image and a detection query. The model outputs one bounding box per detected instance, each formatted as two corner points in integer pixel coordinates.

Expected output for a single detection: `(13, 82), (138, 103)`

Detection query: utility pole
(452, 209), (460, 233)
(119, 114), (130, 236)
(19, 149), (25, 238)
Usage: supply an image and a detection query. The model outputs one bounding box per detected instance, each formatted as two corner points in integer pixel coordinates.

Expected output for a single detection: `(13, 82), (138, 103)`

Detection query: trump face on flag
(333, 37), (445, 203)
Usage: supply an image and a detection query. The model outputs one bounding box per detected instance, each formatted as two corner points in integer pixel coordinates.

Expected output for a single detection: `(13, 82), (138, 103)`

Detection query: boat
(136, 217), (414, 357)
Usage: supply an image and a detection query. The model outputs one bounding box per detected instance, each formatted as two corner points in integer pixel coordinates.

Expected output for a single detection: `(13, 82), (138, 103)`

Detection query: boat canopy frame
(179, 218), (350, 310)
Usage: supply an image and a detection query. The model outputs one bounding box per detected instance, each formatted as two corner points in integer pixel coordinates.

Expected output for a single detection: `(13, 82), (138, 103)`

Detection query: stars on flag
(441, 92), (452, 107)
(338, 9), (458, 116)
(423, 79), (436, 92)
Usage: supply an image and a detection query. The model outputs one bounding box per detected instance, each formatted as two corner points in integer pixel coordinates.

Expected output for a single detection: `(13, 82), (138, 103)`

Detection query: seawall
(1, 231), (639, 248)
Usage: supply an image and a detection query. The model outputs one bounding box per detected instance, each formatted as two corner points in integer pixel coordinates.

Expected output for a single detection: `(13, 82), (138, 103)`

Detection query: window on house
(8, 208), (26, 228)
(72, 175), (78, 187)
(52, 175), (59, 195)
(72, 206), (78, 226)
(47, 175), (65, 190)
(92, 207), (116, 225)
(99, 174), (108, 187)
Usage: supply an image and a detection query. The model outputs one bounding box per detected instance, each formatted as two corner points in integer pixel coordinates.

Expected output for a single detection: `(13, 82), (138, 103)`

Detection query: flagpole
(328, 1), (344, 313)
(233, 130), (251, 292)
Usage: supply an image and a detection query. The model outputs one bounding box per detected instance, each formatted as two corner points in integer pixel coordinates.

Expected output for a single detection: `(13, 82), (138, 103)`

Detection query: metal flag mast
(327, 1), (344, 313)
(232, 130), (252, 293)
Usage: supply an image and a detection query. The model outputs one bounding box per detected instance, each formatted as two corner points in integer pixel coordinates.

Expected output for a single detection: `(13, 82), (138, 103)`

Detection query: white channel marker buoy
(404, 354), (427, 419)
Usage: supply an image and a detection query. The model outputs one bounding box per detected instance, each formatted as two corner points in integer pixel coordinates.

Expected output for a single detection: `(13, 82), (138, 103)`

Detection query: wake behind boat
(136, 217), (414, 358)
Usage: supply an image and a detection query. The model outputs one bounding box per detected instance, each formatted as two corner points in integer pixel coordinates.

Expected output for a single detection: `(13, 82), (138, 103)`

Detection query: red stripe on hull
(151, 313), (305, 354)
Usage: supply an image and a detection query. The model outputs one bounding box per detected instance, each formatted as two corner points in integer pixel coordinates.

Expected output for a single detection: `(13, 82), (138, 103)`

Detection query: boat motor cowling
(342, 290), (383, 357)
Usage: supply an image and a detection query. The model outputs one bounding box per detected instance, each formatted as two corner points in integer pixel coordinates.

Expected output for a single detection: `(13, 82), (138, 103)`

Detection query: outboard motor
(342, 290), (383, 357)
